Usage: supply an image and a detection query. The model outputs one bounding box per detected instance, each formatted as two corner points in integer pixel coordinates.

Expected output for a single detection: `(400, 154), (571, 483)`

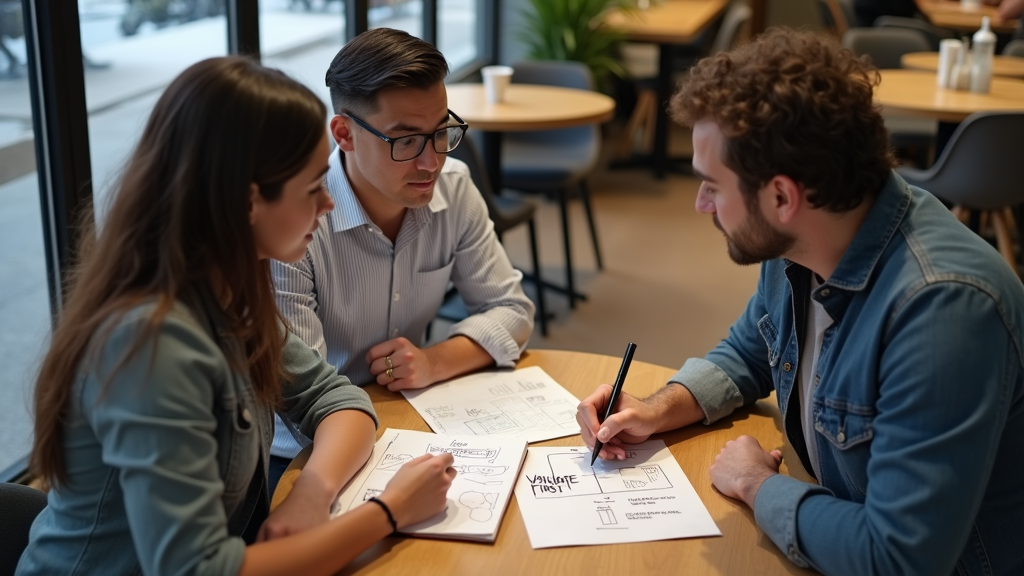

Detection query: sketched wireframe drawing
(525, 451), (674, 499)
(459, 491), (499, 522)
(375, 453), (413, 471)
(597, 506), (618, 525)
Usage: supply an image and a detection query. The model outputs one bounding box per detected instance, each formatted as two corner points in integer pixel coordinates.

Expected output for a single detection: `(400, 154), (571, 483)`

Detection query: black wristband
(368, 497), (398, 534)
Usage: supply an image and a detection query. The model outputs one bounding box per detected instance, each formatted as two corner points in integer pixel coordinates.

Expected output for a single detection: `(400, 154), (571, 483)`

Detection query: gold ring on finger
(385, 356), (393, 370)
(386, 367), (395, 381)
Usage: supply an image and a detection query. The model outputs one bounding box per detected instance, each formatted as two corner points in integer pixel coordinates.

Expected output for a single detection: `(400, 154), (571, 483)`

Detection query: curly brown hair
(670, 28), (895, 212)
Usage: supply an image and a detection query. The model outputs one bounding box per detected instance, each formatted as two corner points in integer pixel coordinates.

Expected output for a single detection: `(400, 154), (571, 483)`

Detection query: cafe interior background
(0, 0), (1017, 483)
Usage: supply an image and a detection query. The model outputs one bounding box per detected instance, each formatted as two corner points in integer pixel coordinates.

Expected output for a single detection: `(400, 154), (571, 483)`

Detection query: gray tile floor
(0, 0), (476, 471)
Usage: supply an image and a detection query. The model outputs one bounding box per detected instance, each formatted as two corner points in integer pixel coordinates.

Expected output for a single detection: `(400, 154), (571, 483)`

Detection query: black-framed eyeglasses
(344, 109), (469, 162)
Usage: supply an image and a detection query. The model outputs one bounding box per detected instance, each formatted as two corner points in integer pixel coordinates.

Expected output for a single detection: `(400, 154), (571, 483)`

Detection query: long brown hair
(31, 57), (327, 487)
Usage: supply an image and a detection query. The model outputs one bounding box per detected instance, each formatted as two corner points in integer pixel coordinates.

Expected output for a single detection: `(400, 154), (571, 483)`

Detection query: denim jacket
(673, 173), (1024, 576)
(17, 297), (378, 576)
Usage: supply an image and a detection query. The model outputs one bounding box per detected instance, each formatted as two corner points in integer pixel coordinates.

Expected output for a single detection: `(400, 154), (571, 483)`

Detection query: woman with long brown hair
(17, 56), (455, 576)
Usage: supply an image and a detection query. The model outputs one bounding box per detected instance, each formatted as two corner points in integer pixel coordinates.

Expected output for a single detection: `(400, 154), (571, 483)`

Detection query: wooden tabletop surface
(914, 0), (1019, 33)
(445, 83), (615, 132)
(875, 68), (1024, 122)
(606, 0), (730, 45)
(901, 51), (1024, 78)
(273, 349), (818, 576)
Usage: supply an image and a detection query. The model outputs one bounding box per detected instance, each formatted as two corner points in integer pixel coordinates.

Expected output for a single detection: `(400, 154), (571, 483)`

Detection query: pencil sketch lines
(459, 491), (498, 522)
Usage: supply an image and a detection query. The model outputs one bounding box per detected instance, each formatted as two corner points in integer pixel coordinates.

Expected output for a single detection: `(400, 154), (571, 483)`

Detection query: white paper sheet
(333, 428), (526, 542)
(514, 440), (721, 548)
(400, 366), (581, 443)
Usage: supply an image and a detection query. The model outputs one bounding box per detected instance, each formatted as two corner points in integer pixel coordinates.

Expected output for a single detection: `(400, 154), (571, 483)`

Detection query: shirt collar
(822, 170), (912, 292)
(325, 149), (450, 233)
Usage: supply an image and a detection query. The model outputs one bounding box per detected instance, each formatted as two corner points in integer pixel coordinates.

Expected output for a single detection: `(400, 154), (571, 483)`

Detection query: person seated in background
(577, 29), (1023, 576)
(17, 56), (456, 576)
(268, 28), (535, 489)
(993, 0), (1024, 39)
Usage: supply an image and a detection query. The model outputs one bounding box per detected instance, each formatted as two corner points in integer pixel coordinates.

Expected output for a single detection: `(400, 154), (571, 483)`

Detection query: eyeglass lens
(391, 126), (465, 161)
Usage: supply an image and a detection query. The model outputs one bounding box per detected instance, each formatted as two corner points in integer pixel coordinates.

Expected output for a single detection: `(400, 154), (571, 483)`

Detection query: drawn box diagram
(533, 451), (674, 498)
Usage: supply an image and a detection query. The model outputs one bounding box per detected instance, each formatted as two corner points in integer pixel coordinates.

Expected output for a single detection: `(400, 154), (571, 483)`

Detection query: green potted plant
(517, 0), (639, 89)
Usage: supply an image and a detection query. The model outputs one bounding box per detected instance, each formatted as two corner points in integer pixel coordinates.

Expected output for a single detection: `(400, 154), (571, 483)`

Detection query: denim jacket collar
(821, 172), (912, 293)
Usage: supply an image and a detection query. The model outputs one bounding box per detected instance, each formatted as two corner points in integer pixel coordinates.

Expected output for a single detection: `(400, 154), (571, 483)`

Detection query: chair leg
(527, 218), (548, 337)
(578, 180), (603, 270)
(990, 209), (1017, 271)
(618, 88), (655, 158)
(558, 188), (577, 309)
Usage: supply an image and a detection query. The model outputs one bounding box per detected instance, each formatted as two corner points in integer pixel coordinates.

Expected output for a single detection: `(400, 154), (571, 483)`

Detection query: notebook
(333, 428), (527, 542)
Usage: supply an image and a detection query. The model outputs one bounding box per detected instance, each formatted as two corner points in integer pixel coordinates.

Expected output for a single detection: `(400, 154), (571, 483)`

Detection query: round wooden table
(913, 0), (1019, 34)
(273, 349), (817, 576)
(901, 52), (1024, 79)
(446, 83), (615, 132)
(875, 69), (1024, 123)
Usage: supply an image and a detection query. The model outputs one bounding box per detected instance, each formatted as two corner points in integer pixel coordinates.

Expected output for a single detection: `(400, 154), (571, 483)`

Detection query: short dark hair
(670, 28), (895, 213)
(325, 28), (449, 116)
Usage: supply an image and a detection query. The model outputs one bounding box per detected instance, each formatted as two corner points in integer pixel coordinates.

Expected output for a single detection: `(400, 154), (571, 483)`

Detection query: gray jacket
(17, 297), (377, 576)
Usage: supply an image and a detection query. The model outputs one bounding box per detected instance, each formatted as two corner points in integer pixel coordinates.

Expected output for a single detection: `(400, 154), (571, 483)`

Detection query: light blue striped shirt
(269, 149), (535, 457)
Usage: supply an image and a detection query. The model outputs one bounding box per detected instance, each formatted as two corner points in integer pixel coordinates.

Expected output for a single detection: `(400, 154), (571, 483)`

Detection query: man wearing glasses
(268, 28), (535, 494)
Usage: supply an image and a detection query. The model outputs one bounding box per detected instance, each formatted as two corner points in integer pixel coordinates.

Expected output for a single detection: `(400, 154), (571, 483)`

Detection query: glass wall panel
(438, 0), (478, 71)
(80, 0), (229, 212)
(260, 0), (346, 111)
(369, 0), (421, 38)
(0, 0), (51, 472)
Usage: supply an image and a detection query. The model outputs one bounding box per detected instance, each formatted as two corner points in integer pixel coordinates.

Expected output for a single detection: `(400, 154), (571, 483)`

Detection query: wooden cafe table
(874, 68), (1024, 124)
(445, 82), (615, 198)
(273, 349), (818, 576)
(606, 0), (731, 179)
(914, 0), (1019, 34)
(901, 51), (1024, 79)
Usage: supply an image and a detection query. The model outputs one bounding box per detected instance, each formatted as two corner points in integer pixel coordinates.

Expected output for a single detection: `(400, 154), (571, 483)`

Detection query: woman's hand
(377, 453), (457, 528)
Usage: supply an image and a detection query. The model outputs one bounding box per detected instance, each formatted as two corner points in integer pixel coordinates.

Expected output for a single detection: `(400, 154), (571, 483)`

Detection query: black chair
(1004, 39), (1024, 57)
(873, 16), (954, 51)
(0, 483), (47, 576)
(897, 112), (1024, 271)
(502, 60), (604, 310)
(443, 133), (549, 337)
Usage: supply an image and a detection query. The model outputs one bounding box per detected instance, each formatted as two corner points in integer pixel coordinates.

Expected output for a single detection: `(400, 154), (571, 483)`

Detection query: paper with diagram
(514, 440), (721, 548)
(333, 428), (526, 542)
(400, 366), (581, 443)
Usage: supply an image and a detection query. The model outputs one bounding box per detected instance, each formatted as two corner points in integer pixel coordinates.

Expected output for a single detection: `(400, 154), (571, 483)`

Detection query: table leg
(652, 43), (673, 179)
(480, 130), (504, 197)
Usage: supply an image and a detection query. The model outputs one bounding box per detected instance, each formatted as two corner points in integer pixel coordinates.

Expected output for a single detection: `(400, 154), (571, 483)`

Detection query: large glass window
(369, 0), (421, 38)
(438, 0), (479, 71)
(260, 0), (346, 110)
(80, 0), (229, 212)
(0, 0), (49, 473)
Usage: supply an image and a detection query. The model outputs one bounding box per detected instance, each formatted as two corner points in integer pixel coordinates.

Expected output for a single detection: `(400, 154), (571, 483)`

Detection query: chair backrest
(841, 27), (931, 69)
(509, 60), (597, 146)
(0, 483), (47, 576)
(1004, 39), (1024, 57)
(710, 2), (753, 54)
(873, 15), (954, 51)
(900, 112), (1024, 209)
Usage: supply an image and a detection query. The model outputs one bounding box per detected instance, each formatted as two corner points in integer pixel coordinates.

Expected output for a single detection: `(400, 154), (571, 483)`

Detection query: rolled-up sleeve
(447, 167), (535, 366)
(277, 329), (378, 439)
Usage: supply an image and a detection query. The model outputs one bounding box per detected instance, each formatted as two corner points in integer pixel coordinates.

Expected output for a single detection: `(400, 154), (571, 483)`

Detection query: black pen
(590, 342), (637, 466)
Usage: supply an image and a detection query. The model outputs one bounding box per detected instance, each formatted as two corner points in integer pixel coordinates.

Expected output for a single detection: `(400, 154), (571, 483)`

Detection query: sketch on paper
(334, 429), (527, 542)
(402, 366), (581, 443)
(514, 441), (721, 548)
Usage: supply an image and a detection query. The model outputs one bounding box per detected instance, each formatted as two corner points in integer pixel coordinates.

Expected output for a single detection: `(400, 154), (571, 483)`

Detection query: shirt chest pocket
(757, 314), (781, 367)
(814, 399), (874, 497)
(415, 259), (456, 316)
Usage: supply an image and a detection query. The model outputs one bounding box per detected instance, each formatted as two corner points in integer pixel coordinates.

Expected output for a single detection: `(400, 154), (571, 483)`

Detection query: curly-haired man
(577, 28), (1023, 576)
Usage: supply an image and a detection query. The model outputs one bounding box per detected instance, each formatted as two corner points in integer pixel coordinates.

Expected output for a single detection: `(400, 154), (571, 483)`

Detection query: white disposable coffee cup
(937, 39), (963, 89)
(482, 65), (514, 104)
